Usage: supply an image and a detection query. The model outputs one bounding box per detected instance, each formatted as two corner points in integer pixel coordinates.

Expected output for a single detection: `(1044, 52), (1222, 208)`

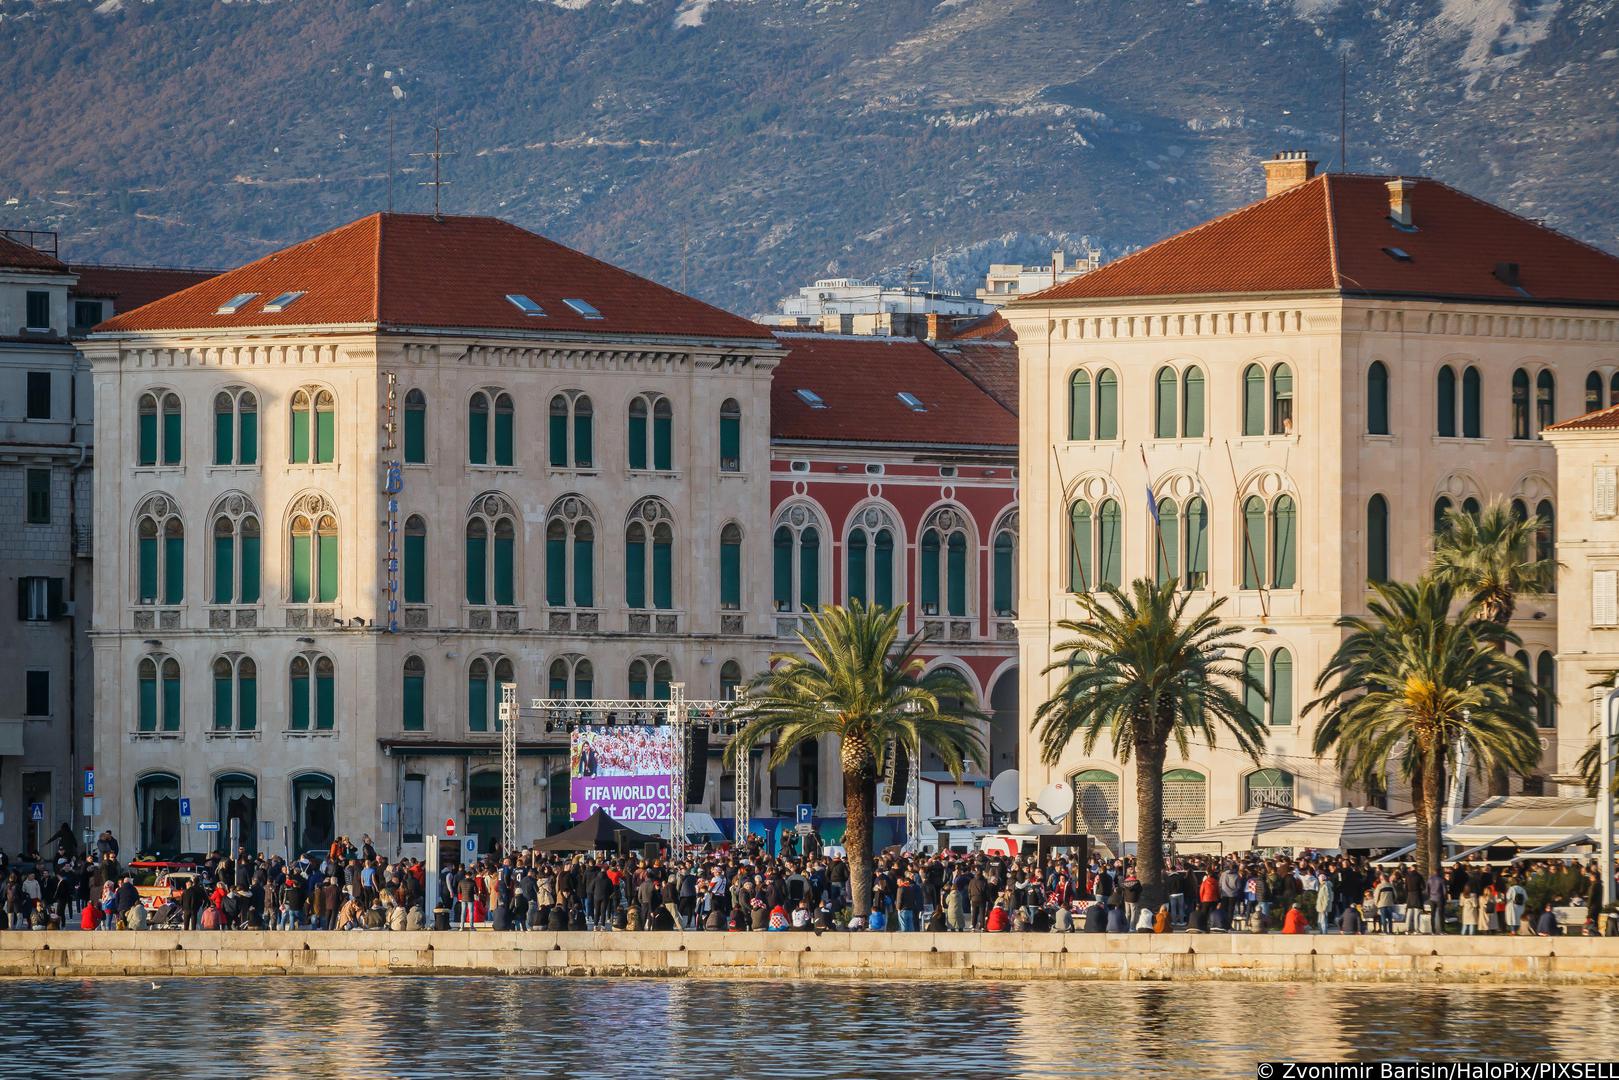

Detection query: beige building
(1006, 153), (1619, 852)
(84, 212), (783, 858)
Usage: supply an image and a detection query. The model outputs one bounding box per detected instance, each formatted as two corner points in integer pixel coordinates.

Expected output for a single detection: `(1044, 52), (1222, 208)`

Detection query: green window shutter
(316, 671), (335, 730)
(720, 537), (740, 609)
(1367, 363), (1389, 435)
(317, 533), (339, 603)
(214, 675), (233, 730)
(403, 674), (424, 731)
(920, 531), (941, 612)
(139, 674), (157, 731)
(1367, 495), (1389, 584)
(162, 673), (180, 731)
(494, 409), (513, 466)
(652, 538), (673, 609)
(290, 534), (311, 603)
(139, 537), (159, 604)
(162, 409), (182, 465)
(1185, 498), (1208, 588)
(163, 535), (185, 604)
(1243, 366), (1265, 436)
(719, 416), (740, 471)
(239, 408), (257, 465)
(847, 531), (868, 605)
(549, 410), (568, 467)
(1241, 497), (1267, 589)
(1155, 369), (1176, 439)
(629, 672), (647, 700)
(773, 528), (793, 610)
(1244, 649), (1266, 726)
(315, 408), (335, 464)
(1182, 368), (1205, 439)
(1272, 495), (1297, 589)
(574, 411), (593, 468)
(1156, 499), (1179, 587)
(1269, 649), (1293, 726)
(290, 673), (310, 730)
(138, 412), (158, 466)
(1098, 500), (1122, 588)
(238, 675), (256, 732)
(874, 531), (894, 609)
(799, 528), (819, 609)
(493, 535), (515, 606)
(574, 537), (594, 607)
(468, 405), (488, 465)
(1462, 367), (1482, 438)
(628, 413), (647, 470)
(1068, 372), (1090, 441)
(946, 532), (967, 617)
(1068, 502), (1092, 593)
(404, 407), (425, 464)
(215, 409), (233, 465)
(992, 532), (1013, 615)
(404, 532), (426, 604)
(213, 534), (234, 604)
(466, 533), (488, 605)
(625, 537), (646, 608)
(1096, 370), (1118, 441)
(468, 673), (488, 732)
(291, 408), (310, 463)
(240, 533), (261, 604)
(1437, 366), (1457, 437)
(653, 415), (672, 471)
(546, 535), (566, 606)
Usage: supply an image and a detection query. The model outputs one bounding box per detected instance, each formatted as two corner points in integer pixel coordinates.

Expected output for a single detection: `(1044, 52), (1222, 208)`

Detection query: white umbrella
(1254, 806), (1415, 850)
(1175, 804), (1302, 852)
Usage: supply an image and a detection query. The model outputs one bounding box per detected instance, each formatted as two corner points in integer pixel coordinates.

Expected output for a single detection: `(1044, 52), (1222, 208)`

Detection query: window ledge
(1233, 434), (1299, 446)
(206, 464), (260, 473)
(206, 730), (261, 740)
(285, 730), (339, 738)
(626, 470), (681, 479)
(131, 465), (185, 473)
(548, 467), (599, 476)
(129, 731), (182, 741)
(718, 470), (748, 479)
(1362, 434), (1396, 443)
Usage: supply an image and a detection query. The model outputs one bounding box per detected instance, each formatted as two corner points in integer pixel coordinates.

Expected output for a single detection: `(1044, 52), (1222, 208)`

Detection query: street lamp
(1602, 682), (1619, 907)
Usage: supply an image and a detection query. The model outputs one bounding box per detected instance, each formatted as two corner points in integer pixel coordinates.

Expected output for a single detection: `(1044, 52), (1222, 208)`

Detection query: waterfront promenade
(4, 930), (1617, 985)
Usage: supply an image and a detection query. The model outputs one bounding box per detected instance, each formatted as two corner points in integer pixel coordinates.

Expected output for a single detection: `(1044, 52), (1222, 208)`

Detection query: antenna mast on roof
(1340, 55), (1347, 173)
(411, 126), (455, 221)
(387, 114), (395, 213)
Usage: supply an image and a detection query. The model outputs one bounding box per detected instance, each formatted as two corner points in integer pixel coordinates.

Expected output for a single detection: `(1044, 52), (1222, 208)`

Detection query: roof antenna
(1339, 54), (1348, 173)
(387, 113), (395, 213)
(411, 126), (455, 221)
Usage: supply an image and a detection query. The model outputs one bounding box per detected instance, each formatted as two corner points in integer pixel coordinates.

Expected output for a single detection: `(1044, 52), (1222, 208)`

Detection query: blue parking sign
(796, 803), (813, 825)
(179, 797), (192, 820)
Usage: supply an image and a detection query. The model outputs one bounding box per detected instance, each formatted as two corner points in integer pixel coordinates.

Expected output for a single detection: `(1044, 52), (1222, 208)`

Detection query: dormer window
(262, 290), (305, 313)
(563, 298), (603, 320)
(506, 294), (546, 316)
(216, 292), (259, 315)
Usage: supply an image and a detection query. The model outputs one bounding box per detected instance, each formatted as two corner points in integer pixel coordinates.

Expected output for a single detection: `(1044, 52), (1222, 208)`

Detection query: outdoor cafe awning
(1254, 806), (1415, 850)
(1176, 805), (1302, 852)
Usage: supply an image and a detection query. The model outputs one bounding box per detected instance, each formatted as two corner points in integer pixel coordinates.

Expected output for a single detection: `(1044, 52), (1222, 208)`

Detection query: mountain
(0, 0), (1615, 315)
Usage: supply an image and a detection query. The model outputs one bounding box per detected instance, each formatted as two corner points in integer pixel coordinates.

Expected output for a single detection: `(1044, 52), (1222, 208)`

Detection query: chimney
(1262, 150), (1318, 197)
(1052, 249), (1066, 276)
(1386, 178), (1416, 228)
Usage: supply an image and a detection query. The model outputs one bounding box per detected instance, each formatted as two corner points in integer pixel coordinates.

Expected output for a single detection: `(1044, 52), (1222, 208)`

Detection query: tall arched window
(992, 512), (1017, 616)
(211, 496), (260, 605)
(1154, 497), (1179, 587)
(1536, 370), (1556, 435)
(1436, 364), (1458, 437)
(466, 656), (513, 732)
(1242, 648), (1265, 728)
(549, 656), (594, 700)
(213, 389), (258, 466)
(1242, 364), (1266, 436)
(138, 656), (182, 732)
(1587, 371), (1606, 415)
(629, 658), (673, 701)
(1240, 496), (1267, 589)
(1433, 496), (1454, 536)
(719, 399), (742, 472)
(1366, 361), (1390, 435)
(1154, 367), (1177, 439)
(468, 390), (514, 467)
(402, 655), (425, 731)
(545, 496), (595, 608)
(1367, 494), (1390, 584)
(920, 507), (970, 617)
(628, 393), (674, 471)
(846, 505), (898, 609)
(290, 387), (335, 464)
(1511, 369), (1531, 439)
(1462, 496), (1481, 520)
(1182, 367), (1206, 439)
(1271, 494), (1297, 589)
(403, 515), (426, 605)
(549, 391), (593, 469)
(1462, 366), (1482, 438)
(403, 389), (427, 464)
(1096, 369), (1118, 440)
(1245, 767), (1295, 810)
(1269, 648), (1293, 727)
(626, 498), (675, 610)
(1068, 371), (1091, 441)
(1535, 499), (1555, 589)
(1271, 363), (1294, 434)
(288, 503), (338, 604)
(465, 494), (518, 607)
(719, 660), (742, 700)
(719, 523), (742, 610)
(1238, 491), (1298, 590)
(1097, 499), (1122, 589)
(1067, 500), (1092, 593)
(137, 390), (183, 467)
(1535, 651), (1556, 729)
(1183, 496), (1208, 589)
(773, 505), (822, 612)
(135, 494), (185, 605)
(135, 772), (181, 855)
(212, 655), (257, 732)
(289, 654), (336, 731)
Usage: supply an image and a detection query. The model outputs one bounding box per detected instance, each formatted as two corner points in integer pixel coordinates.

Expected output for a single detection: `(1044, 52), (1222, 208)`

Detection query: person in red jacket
(1193, 871), (1219, 931)
(985, 903), (1010, 932)
(1282, 902), (1311, 934)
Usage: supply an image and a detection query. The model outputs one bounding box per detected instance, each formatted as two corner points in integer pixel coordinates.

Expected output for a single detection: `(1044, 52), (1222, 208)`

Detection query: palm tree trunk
(1410, 757), (1430, 876)
(840, 732), (876, 918)
(1134, 736), (1168, 909)
(1421, 747), (1445, 878)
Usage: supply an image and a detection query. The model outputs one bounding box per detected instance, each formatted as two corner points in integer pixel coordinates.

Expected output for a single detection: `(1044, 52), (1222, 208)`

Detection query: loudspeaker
(891, 744), (911, 805)
(643, 841), (660, 861)
(685, 725), (709, 803)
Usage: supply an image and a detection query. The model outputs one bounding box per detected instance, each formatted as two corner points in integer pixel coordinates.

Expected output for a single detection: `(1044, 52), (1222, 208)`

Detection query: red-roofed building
(1008, 151), (1619, 853)
(68, 264), (219, 334)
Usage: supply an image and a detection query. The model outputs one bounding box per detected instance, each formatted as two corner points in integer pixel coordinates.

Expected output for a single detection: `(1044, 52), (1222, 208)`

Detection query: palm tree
(725, 601), (986, 917)
(1306, 577), (1540, 876)
(1575, 670), (1619, 797)
(1033, 579), (1265, 907)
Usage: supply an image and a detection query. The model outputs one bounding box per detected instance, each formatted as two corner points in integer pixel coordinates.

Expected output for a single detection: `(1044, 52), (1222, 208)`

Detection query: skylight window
(897, 391), (927, 412)
(563, 298), (604, 320)
(505, 294), (546, 316)
(795, 388), (828, 409)
(262, 290), (306, 313)
(216, 292), (259, 315)
(1382, 247), (1413, 262)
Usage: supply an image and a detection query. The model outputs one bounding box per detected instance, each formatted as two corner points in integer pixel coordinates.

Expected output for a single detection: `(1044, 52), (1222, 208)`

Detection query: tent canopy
(1254, 806), (1414, 850)
(1444, 795), (1609, 847)
(532, 808), (660, 852)
(1176, 805), (1302, 852)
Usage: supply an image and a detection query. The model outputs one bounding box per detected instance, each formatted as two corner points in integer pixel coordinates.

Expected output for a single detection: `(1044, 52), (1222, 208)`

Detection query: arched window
(403, 515), (426, 605)
(1154, 497), (1179, 587)
(1269, 648), (1293, 727)
(1436, 364), (1457, 437)
(719, 523), (742, 610)
(1511, 369), (1531, 439)
(1366, 362), (1390, 435)
(545, 496), (595, 608)
(1462, 496), (1481, 520)
(719, 398), (742, 472)
(135, 772), (181, 855)
(135, 494), (185, 605)
(288, 504), (338, 604)
(1245, 767), (1295, 810)
(1271, 494), (1297, 589)
(291, 772), (336, 855)
(1067, 371), (1091, 441)
(403, 389), (427, 464)
(290, 387), (335, 464)
(772, 505), (822, 612)
(212, 655), (257, 732)
(1242, 648), (1265, 728)
(1183, 496), (1208, 589)
(549, 391), (593, 469)
(1271, 363), (1294, 434)
(1587, 372), (1605, 415)
(1242, 364), (1265, 436)
(1535, 499), (1555, 589)
(1433, 496), (1454, 536)
(1367, 494), (1390, 584)
(719, 660), (743, 700)
(626, 498), (675, 610)
(466, 656), (513, 732)
(1240, 495), (1267, 589)
(402, 655), (425, 731)
(920, 507), (970, 617)
(1182, 367), (1206, 439)
(466, 494), (518, 607)
(290, 654), (336, 731)
(1611, 371), (1619, 412)
(1536, 370), (1556, 435)
(1095, 369), (1118, 440)
(1154, 367), (1177, 439)
(137, 390), (183, 467)
(628, 393), (674, 471)
(211, 496), (260, 605)
(846, 505), (898, 610)
(1534, 650), (1556, 729)
(629, 658), (673, 701)
(1067, 499), (1093, 593)
(992, 513), (1017, 616)
(467, 390), (514, 467)
(1097, 499), (1122, 589)
(549, 656), (594, 699)
(137, 655), (181, 733)
(213, 389), (258, 466)
(1462, 366), (1482, 438)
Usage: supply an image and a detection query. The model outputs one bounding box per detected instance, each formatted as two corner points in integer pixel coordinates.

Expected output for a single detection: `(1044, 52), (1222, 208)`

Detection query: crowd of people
(3, 827), (1614, 937)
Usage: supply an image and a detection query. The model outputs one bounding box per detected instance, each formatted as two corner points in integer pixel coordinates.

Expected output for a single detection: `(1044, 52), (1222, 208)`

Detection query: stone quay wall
(3, 931), (1618, 984)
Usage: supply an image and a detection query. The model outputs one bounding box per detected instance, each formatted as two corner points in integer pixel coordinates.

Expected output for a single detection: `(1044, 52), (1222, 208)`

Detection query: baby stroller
(150, 900), (186, 929)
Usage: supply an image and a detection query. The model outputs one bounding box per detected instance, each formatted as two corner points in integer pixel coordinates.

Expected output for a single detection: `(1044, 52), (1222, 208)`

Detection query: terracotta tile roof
(96, 213), (773, 340)
(932, 339), (1019, 415)
(938, 311), (1018, 342)
(1021, 174), (1619, 308)
(70, 264), (220, 311)
(1544, 403), (1619, 433)
(0, 233), (69, 273)
(770, 332), (1017, 447)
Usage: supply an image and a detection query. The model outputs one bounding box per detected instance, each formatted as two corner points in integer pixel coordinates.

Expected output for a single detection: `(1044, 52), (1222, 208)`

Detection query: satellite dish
(1036, 781), (1074, 824)
(989, 770), (1019, 813)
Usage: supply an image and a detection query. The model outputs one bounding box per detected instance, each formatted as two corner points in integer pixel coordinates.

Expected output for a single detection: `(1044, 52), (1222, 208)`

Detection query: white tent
(1175, 804), (1302, 852)
(1254, 806), (1415, 850)
(1443, 796), (1609, 848)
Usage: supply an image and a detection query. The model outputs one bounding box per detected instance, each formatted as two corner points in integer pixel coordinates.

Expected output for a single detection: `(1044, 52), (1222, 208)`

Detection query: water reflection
(1, 978), (1611, 1079)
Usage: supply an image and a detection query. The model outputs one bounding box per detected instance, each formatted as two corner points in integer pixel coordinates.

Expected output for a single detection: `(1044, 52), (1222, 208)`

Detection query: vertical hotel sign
(382, 373), (403, 633)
